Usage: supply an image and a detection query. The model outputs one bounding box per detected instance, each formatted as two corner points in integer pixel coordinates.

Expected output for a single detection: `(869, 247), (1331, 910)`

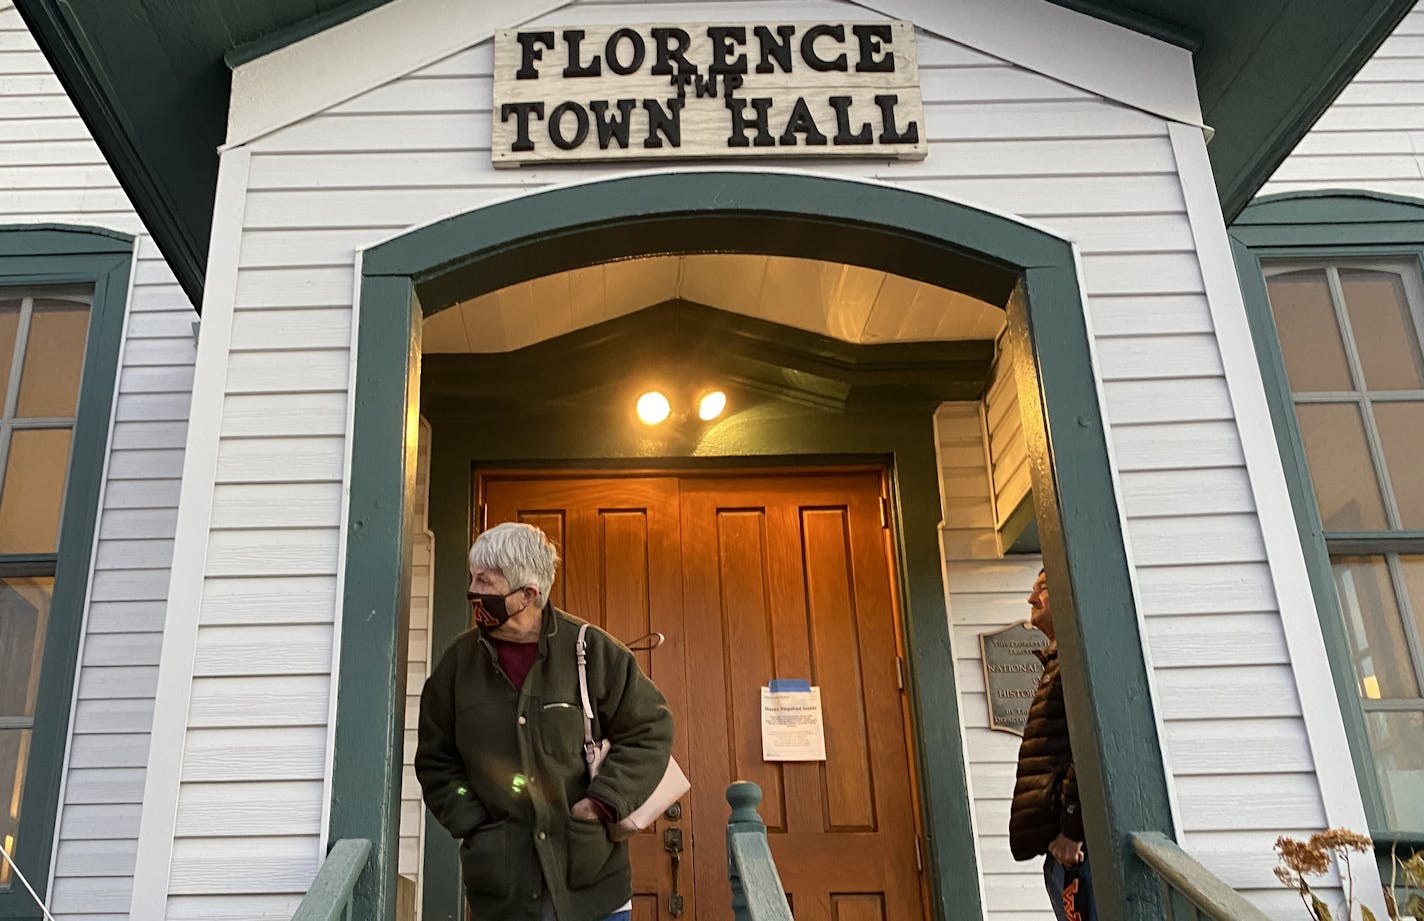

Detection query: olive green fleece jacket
(415, 605), (673, 921)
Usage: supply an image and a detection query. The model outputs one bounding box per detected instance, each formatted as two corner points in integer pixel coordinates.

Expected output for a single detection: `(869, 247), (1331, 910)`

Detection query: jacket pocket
(538, 701), (587, 759)
(566, 816), (617, 889)
(459, 819), (513, 899)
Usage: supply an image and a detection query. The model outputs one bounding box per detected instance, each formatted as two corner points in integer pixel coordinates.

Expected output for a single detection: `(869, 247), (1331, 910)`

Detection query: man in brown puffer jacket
(1009, 569), (1096, 921)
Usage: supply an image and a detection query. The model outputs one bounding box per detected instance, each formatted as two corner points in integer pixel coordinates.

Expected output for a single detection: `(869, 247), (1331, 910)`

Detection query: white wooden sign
(492, 21), (927, 166)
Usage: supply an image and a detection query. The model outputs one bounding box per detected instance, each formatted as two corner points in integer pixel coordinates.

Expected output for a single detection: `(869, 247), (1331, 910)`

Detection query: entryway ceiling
(421, 253), (1007, 354)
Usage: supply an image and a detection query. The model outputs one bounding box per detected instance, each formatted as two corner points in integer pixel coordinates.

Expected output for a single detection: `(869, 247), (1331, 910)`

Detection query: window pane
(0, 577), (52, 718)
(1365, 710), (1424, 831)
(1296, 403), (1389, 530)
(1372, 402), (1424, 528)
(1339, 269), (1424, 391)
(16, 296), (90, 419)
(1332, 556), (1420, 699)
(0, 298), (19, 403)
(0, 428), (72, 553)
(0, 729), (31, 889)
(1267, 270), (1355, 392)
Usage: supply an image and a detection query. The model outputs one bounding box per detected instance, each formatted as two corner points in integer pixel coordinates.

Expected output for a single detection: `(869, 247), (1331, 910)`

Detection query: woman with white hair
(415, 521), (673, 921)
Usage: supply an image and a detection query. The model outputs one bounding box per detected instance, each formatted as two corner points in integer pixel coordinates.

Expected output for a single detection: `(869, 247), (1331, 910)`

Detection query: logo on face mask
(469, 590), (523, 632)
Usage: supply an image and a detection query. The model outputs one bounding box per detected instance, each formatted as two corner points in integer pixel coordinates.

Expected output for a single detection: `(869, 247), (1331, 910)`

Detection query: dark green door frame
(334, 171), (1174, 921)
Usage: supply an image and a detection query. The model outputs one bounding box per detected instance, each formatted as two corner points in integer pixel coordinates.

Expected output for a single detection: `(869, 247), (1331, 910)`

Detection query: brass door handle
(663, 827), (685, 916)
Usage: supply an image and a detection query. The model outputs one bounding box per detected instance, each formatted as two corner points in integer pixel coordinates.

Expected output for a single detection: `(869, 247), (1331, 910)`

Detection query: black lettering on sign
(515, 32), (556, 80)
(643, 98), (685, 148)
(561, 29), (602, 77)
(726, 96), (775, 147)
(707, 26), (749, 75)
(500, 101), (545, 151)
(548, 101), (590, 149)
(590, 98), (637, 148)
(801, 24), (848, 72)
(779, 97), (827, 146)
(650, 27), (695, 76)
(829, 95), (872, 144)
(875, 94), (919, 143)
(605, 28), (646, 76)
(852, 24), (895, 72)
(753, 25), (796, 74)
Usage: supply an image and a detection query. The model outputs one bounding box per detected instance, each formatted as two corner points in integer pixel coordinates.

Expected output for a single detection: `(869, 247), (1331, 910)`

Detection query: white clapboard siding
(0, 5), (195, 919)
(1263, 3), (1424, 198)
(140, 2), (1343, 917)
(399, 419), (433, 894)
(935, 403), (1052, 921)
(982, 354), (1030, 542)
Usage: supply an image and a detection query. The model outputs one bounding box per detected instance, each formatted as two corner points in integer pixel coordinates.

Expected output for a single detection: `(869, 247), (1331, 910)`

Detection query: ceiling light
(697, 390), (727, 421)
(636, 391), (671, 425)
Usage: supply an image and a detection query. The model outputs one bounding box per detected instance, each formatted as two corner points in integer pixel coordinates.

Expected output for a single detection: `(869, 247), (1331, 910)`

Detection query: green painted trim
(0, 228), (131, 920)
(224, 0), (394, 68)
(1006, 267), (1173, 919)
(420, 300), (993, 414)
(1213, 0), (1415, 221)
(345, 171), (1174, 921)
(1229, 234), (1388, 828)
(1227, 188), (1424, 834)
(10, 3), (206, 308)
(1044, 0), (1200, 50)
(326, 275), (421, 920)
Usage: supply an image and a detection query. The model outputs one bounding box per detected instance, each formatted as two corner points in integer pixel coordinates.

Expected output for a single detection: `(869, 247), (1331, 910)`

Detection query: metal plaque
(979, 622), (1049, 736)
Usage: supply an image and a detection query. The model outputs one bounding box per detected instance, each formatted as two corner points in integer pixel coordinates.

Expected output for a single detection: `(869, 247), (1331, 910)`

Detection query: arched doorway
(331, 171), (1174, 921)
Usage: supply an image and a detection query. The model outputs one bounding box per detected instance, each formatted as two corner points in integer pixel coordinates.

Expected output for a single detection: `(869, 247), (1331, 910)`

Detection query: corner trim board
(127, 146), (253, 921)
(1170, 127), (1387, 913)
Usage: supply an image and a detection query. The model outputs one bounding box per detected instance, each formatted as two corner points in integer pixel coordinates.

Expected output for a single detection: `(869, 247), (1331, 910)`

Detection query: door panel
(680, 475), (922, 921)
(478, 471), (924, 921)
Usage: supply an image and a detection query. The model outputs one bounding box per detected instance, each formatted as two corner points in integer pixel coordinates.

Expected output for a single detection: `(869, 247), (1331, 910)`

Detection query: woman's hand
(570, 797), (602, 822)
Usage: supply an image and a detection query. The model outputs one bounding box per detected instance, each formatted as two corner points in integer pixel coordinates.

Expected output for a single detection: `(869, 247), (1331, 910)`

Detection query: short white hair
(469, 522), (559, 608)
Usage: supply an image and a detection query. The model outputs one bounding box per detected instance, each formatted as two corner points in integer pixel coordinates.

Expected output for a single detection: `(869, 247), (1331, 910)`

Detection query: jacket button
(538, 831), (547, 841)
(518, 715), (527, 726)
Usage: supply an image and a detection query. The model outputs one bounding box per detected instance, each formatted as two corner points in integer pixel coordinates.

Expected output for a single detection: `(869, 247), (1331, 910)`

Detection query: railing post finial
(727, 781), (765, 829)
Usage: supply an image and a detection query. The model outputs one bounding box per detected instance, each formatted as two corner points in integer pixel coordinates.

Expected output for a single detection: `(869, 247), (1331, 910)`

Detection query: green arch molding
(1231, 188), (1424, 845)
(338, 171), (1174, 921)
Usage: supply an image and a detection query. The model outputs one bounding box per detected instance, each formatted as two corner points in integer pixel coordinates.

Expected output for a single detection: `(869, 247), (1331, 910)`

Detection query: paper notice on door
(761, 685), (827, 761)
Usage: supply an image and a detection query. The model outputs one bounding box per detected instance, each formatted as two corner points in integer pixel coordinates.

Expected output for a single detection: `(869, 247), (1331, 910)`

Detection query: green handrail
(1131, 832), (1274, 921)
(291, 838), (372, 921)
(726, 782), (794, 921)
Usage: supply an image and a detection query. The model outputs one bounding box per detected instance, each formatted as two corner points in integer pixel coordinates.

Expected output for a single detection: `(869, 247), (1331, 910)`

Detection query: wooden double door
(480, 471), (927, 921)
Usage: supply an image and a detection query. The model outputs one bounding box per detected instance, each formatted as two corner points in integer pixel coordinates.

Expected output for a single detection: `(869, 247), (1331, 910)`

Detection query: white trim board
(851, 0), (1202, 127)
(128, 146), (252, 921)
(226, 0), (1203, 152)
(225, 0), (572, 148)
(1167, 121), (1387, 917)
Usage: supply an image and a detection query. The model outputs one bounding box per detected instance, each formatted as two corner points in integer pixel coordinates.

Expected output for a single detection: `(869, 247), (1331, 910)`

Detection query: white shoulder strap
(576, 624), (597, 765)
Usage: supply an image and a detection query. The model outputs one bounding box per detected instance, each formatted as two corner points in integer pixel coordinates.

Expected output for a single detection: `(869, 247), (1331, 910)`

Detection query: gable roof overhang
(13, 0), (1415, 309)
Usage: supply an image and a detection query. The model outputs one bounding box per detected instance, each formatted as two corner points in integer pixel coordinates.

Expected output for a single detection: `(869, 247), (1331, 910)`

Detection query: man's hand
(570, 797), (602, 822)
(1049, 833), (1085, 867)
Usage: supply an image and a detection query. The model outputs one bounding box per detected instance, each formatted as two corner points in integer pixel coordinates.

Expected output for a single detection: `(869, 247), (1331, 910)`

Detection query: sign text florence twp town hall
(492, 21), (927, 165)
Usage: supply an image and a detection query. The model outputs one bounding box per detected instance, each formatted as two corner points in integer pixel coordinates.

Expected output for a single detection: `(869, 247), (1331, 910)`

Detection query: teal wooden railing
(291, 838), (372, 921)
(722, 784), (1273, 921)
(726, 782), (794, 921)
(1130, 832), (1274, 921)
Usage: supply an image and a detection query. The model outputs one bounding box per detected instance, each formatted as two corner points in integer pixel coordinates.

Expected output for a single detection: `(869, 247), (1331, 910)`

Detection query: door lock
(664, 802), (682, 821)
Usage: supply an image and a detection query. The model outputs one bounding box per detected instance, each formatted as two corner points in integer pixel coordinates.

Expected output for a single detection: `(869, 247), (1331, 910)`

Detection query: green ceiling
(13, 0), (1415, 308)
